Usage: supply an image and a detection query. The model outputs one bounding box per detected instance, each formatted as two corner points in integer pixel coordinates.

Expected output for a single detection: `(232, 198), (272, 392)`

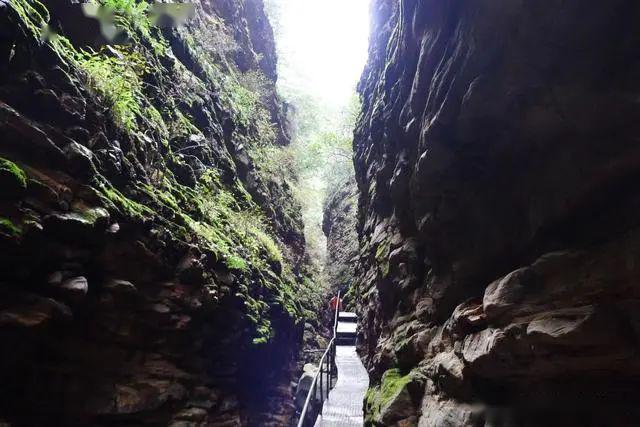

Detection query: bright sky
(268, 0), (370, 108)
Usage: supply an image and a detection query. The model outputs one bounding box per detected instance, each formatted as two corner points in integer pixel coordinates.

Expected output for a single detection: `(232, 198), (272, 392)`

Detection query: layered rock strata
(354, 0), (640, 425)
(0, 0), (314, 425)
(322, 178), (359, 305)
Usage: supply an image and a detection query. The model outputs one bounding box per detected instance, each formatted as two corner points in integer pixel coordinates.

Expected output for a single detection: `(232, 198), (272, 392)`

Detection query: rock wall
(354, 0), (640, 425)
(0, 1), (314, 425)
(322, 178), (359, 305)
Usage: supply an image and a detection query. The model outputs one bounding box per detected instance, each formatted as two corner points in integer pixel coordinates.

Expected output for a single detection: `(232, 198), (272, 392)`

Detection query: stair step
(338, 311), (356, 319)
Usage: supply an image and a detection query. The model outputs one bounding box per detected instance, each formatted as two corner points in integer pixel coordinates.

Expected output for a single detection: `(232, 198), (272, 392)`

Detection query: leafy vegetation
(7, 0), (314, 347)
(97, 181), (154, 221)
(253, 91), (360, 268)
(0, 218), (22, 238)
(0, 158), (27, 189)
(99, 0), (168, 54)
(179, 22), (275, 139)
(78, 47), (148, 132)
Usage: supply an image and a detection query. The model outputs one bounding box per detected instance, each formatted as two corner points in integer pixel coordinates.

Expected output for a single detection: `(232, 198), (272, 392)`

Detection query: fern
(76, 46), (148, 132)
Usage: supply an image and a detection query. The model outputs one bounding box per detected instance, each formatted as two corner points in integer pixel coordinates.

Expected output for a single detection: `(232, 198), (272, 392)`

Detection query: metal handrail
(297, 291), (341, 427)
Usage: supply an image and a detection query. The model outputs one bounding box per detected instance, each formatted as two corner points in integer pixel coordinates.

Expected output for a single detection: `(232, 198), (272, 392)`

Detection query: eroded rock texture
(322, 178), (358, 302)
(354, 1), (640, 425)
(0, 1), (313, 425)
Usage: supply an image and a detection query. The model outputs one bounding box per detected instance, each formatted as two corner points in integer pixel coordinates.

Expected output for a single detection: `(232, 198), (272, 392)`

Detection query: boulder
(58, 276), (89, 302)
(365, 368), (425, 426)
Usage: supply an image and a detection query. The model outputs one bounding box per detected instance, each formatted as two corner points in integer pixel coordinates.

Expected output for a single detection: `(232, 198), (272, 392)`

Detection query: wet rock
(106, 380), (186, 415)
(176, 252), (205, 285)
(174, 407), (207, 422)
(103, 279), (137, 295)
(355, 0), (640, 424)
(47, 271), (64, 286)
(58, 276), (89, 301)
(63, 141), (95, 176)
(0, 101), (66, 164)
(294, 363), (321, 412)
(43, 207), (109, 239)
(419, 394), (483, 427)
(0, 292), (72, 327)
(0, 158), (27, 198)
(322, 177), (359, 300)
(365, 368), (424, 426)
(149, 303), (172, 314)
(0, 0), (307, 425)
(64, 126), (90, 144)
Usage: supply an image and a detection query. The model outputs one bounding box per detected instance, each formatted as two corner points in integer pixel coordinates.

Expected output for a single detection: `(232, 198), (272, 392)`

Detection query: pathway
(314, 312), (369, 426)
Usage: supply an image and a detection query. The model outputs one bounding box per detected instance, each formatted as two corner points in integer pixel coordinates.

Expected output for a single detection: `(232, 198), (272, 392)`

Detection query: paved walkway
(315, 345), (369, 426)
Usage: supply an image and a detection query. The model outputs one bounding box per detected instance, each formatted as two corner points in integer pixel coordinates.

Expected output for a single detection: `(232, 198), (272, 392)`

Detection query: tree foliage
(262, 0), (360, 273)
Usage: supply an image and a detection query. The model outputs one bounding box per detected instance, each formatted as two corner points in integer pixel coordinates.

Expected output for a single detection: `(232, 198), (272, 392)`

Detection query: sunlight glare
(275, 0), (370, 108)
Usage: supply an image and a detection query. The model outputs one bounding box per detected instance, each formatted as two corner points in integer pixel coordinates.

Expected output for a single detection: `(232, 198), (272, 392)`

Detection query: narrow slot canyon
(1, 1), (640, 426)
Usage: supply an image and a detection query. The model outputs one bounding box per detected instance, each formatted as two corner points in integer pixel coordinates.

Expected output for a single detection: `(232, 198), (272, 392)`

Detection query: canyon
(0, 0), (324, 425)
(1, 0), (640, 426)
(354, 0), (640, 425)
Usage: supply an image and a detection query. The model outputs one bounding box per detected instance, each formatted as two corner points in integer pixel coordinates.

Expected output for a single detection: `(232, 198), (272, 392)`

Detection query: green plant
(9, 0), (310, 352)
(0, 218), (22, 238)
(98, 181), (154, 220)
(98, 0), (168, 54)
(76, 46), (147, 132)
(101, 0), (148, 19)
(365, 369), (420, 424)
(0, 158), (27, 189)
(9, 0), (49, 38)
(226, 255), (248, 272)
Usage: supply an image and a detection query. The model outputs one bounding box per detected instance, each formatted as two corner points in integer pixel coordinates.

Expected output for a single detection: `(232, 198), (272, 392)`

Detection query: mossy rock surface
(0, 158), (27, 198)
(0, 217), (22, 238)
(365, 368), (424, 426)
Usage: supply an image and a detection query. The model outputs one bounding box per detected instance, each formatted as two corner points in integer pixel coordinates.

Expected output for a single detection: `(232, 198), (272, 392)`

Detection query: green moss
(0, 218), (22, 238)
(75, 46), (148, 133)
(8, 0), (49, 40)
(225, 255), (248, 272)
(0, 158), (27, 189)
(242, 294), (275, 345)
(375, 239), (389, 260)
(250, 236), (281, 267)
(9, 0), (309, 347)
(252, 322), (273, 345)
(365, 368), (419, 425)
(97, 183), (154, 221)
(380, 368), (413, 404)
(375, 240), (390, 277)
(134, 174), (292, 303)
(176, 19), (274, 139)
(100, 0), (168, 55)
(170, 110), (201, 138)
(11, 0), (169, 135)
(100, 0), (149, 28)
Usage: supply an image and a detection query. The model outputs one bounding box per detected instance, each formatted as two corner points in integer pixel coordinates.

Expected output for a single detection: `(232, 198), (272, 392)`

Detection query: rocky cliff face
(322, 178), (358, 304)
(354, 0), (640, 425)
(0, 1), (313, 425)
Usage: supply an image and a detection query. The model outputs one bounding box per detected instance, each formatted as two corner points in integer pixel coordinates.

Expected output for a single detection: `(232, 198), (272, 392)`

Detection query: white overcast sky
(267, 0), (371, 108)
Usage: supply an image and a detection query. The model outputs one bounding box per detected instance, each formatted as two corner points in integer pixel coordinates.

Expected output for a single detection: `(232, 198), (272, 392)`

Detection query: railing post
(329, 346), (332, 396)
(332, 340), (335, 378)
(296, 293), (343, 427)
(328, 343), (332, 390)
(312, 379), (317, 425)
(319, 362), (324, 405)
(325, 348), (330, 399)
(329, 345), (334, 386)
